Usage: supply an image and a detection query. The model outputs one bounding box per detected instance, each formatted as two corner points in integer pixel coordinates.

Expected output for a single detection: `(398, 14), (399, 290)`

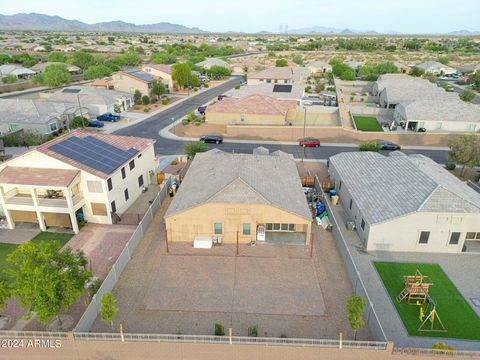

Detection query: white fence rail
(73, 181), (170, 332)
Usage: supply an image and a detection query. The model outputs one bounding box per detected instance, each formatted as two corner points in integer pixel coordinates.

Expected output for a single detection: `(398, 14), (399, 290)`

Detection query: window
(273, 223), (281, 231)
(214, 223), (223, 235)
(349, 199), (353, 210)
(465, 124), (476, 132)
(242, 223), (251, 235)
(284, 80), (288, 84)
(361, 219), (365, 230)
(91, 202), (107, 216)
(266, 223), (273, 230)
(288, 224), (295, 231)
(466, 232), (480, 240)
(281, 224), (288, 231)
(138, 175), (144, 188)
(266, 79), (271, 83)
(419, 231), (430, 244)
(124, 188), (129, 201)
(111, 201), (116, 213)
(48, 122), (57, 132)
(87, 180), (103, 193)
(129, 160), (135, 170)
(449, 232), (461, 245)
(121, 167), (126, 179)
(107, 178), (113, 191)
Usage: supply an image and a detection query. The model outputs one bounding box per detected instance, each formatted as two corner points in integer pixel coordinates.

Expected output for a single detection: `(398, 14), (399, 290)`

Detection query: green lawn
(353, 116), (383, 132)
(0, 232), (74, 278)
(374, 262), (480, 340)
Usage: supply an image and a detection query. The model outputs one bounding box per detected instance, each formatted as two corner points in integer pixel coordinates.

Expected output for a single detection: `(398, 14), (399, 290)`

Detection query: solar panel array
(49, 136), (138, 174)
(62, 88), (81, 93)
(273, 84), (293, 93)
(125, 69), (154, 82)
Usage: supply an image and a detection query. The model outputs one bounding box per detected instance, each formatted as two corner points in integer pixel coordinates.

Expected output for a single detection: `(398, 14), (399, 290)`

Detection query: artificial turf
(353, 116), (384, 132)
(374, 262), (480, 340)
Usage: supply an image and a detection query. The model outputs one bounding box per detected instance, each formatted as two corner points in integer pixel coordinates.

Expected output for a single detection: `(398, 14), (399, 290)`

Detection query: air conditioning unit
(346, 221), (356, 231)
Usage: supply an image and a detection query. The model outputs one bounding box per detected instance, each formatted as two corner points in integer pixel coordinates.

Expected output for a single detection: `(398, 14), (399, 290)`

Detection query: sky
(1, 0), (479, 33)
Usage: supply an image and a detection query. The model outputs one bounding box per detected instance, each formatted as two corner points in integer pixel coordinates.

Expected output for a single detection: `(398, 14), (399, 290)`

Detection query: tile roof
(231, 83), (304, 100)
(0, 166), (79, 187)
(143, 64), (172, 74)
(207, 94), (297, 116)
(329, 152), (480, 225)
(165, 149), (311, 220)
(249, 67), (294, 80)
(36, 130), (155, 179)
(195, 58), (230, 68)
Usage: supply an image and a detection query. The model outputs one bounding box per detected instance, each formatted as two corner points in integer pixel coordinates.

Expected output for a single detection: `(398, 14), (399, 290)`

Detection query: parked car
(417, 127), (427, 133)
(377, 140), (401, 151)
(200, 134), (223, 144)
(87, 120), (105, 128)
(97, 113), (120, 122)
(299, 137), (321, 147)
(197, 106), (207, 115)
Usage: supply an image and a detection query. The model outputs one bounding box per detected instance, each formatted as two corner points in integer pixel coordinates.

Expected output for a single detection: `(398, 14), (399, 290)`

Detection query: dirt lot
(90, 197), (371, 340)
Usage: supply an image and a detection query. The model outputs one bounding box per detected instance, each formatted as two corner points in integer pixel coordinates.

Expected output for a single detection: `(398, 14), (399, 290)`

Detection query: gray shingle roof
(0, 99), (68, 124)
(330, 152), (480, 225)
(48, 86), (133, 106)
(397, 98), (480, 123)
(165, 149), (311, 220)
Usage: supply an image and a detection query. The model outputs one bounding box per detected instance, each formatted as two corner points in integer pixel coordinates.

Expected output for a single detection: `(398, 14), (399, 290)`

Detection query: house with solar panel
(111, 69), (155, 96)
(328, 151), (480, 253)
(0, 131), (156, 233)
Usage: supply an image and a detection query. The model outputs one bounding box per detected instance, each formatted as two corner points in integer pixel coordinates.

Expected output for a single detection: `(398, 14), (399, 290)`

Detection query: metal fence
(73, 180), (170, 332)
(0, 331), (69, 339)
(73, 332), (387, 350)
(392, 347), (480, 358)
(314, 176), (388, 342)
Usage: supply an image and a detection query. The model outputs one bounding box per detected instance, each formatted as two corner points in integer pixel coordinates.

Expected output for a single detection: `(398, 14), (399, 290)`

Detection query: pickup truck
(97, 113), (120, 122)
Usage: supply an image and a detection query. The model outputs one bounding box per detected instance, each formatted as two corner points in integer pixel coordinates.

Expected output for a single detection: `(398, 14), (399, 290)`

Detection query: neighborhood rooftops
(118, 69), (155, 83)
(165, 149), (311, 220)
(0, 166), (79, 187)
(47, 86), (133, 106)
(36, 130), (155, 179)
(0, 99), (70, 124)
(0, 64), (36, 77)
(195, 57), (230, 68)
(329, 152), (480, 225)
(207, 94), (297, 116)
(30, 62), (81, 73)
(143, 64), (172, 74)
(397, 98), (480, 123)
(249, 67), (294, 80)
(231, 83), (304, 100)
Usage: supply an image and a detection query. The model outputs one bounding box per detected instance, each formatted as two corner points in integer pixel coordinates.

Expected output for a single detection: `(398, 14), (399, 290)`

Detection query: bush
(141, 95), (150, 105)
(203, 83), (209, 88)
(249, 325), (258, 337)
(215, 323), (225, 336)
(445, 162), (456, 170)
(459, 89), (476, 103)
(2, 74), (17, 84)
(161, 97), (169, 105)
(305, 85), (312, 93)
(70, 116), (89, 129)
(1, 131), (53, 147)
(182, 118), (190, 125)
(235, 84), (240, 89)
(170, 160), (178, 165)
(143, 107), (150, 112)
(474, 173), (480, 183)
(358, 141), (380, 152)
(113, 104), (122, 113)
(194, 120), (201, 126)
(184, 141), (208, 157)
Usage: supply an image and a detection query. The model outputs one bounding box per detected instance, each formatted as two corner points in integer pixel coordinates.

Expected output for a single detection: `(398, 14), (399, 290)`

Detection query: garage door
(44, 213), (71, 228)
(11, 210), (37, 223)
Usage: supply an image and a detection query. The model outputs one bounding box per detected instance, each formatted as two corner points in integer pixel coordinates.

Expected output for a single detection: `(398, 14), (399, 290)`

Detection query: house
(456, 63), (480, 74)
(141, 64), (174, 90)
(46, 86), (134, 115)
(0, 99), (71, 135)
(230, 83), (304, 101)
(0, 131), (156, 233)
(30, 62), (81, 74)
(206, 95), (297, 125)
(90, 78), (114, 90)
(164, 149), (312, 245)
(195, 57), (231, 69)
(328, 151), (480, 253)
(307, 60), (332, 74)
(0, 64), (36, 80)
(416, 61), (456, 75)
(247, 67), (294, 85)
(111, 70), (155, 96)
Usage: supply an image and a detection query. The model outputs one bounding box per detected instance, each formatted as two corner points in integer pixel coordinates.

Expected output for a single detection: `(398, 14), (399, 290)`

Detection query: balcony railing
(5, 192), (84, 209)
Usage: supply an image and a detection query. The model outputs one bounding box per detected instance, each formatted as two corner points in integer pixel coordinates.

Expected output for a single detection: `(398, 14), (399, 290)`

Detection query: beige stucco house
(142, 64), (174, 90)
(111, 70), (155, 96)
(165, 149), (312, 245)
(329, 152), (480, 253)
(0, 131), (156, 233)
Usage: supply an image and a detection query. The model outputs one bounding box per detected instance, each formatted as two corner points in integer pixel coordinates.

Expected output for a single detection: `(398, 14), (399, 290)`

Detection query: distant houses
(0, 64), (36, 80)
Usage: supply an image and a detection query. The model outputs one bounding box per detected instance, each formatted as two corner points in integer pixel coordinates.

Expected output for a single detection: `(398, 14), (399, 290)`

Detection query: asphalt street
(115, 77), (448, 164)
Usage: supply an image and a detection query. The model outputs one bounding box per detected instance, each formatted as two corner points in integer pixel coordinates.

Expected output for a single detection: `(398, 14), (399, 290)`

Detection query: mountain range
(0, 13), (478, 35)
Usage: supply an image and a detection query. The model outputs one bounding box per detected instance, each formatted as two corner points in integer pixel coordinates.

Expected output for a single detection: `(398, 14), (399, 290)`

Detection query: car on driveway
(377, 140), (401, 150)
(299, 137), (321, 147)
(97, 113), (120, 122)
(200, 134), (223, 144)
(87, 120), (105, 128)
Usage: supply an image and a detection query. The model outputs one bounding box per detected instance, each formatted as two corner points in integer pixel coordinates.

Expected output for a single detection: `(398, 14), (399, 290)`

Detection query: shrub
(2, 74), (17, 84)
(161, 97), (169, 105)
(350, 95), (355, 101)
(194, 120), (201, 126)
(203, 83), (209, 88)
(215, 323), (225, 336)
(182, 118), (190, 125)
(445, 162), (456, 170)
(170, 160), (178, 165)
(235, 84), (240, 89)
(184, 141), (208, 157)
(70, 116), (89, 129)
(141, 95), (150, 105)
(305, 85), (312, 93)
(113, 104), (122, 113)
(2, 131), (53, 147)
(143, 107), (150, 112)
(459, 89), (476, 103)
(358, 141), (380, 152)
(474, 173), (480, 182)
(249, 325), (258, 337)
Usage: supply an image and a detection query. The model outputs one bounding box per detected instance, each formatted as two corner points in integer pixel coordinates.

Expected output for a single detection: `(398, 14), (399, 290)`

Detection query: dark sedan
(377, 140), (401, 151)
(87, 120), (105, 128)
(200, 134), (223, 144)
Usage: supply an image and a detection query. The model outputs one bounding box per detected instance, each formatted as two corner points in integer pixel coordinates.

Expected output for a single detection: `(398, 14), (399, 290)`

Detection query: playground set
(396, 270), (447, 332)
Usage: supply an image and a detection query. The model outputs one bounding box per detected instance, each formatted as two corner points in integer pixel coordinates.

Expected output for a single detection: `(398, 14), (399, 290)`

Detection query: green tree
(0, 279), (10, 312)
(100, 292), (118, 330)
(141, 95), (150, 105)
(447, 134), (480, 176)
(332, 62), (356, 80)
(205, 65), (231, 79)
(275, 59), (288, 67)
(467, 71), (480, 89)
(410, 66), (425, 77)
(459, 88), (476, 103)
(184, 141), (208, 157)
(151, 81), (167, 100)
(347, 294), (367, 340)
(292, 55), (304, 66)
(172, 63), (197, 90)
(83, 65), (113, 80)
(133, 90), (142, 105)
(48, 52), (68, 63)
(150, 52), (177, 64)
(121, 51), (142, 66)
(358, 141), (380, 152)
(41, 64), (71, 87)
(71, 50), (96, 70)
(6, 241), (91, 324)
(437, 56), (450, 65)
(423, 72), (437, 83)
(70, 116), (89, 129)
(0, 54), (11, 65)
(2, 74), (17, 84)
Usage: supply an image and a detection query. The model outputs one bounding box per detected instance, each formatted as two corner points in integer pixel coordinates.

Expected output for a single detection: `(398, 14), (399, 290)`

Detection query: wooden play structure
(396, 269), (433, 305)
(396, 269), (447, 332)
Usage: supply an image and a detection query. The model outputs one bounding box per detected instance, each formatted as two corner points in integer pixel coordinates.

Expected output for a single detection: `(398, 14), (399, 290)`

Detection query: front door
(256, 225), (265, 241)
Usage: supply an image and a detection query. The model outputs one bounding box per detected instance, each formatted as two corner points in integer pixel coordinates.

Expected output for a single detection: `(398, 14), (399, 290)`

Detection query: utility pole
(76, 94), (85, 129)
(301, 105), (307, 162)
